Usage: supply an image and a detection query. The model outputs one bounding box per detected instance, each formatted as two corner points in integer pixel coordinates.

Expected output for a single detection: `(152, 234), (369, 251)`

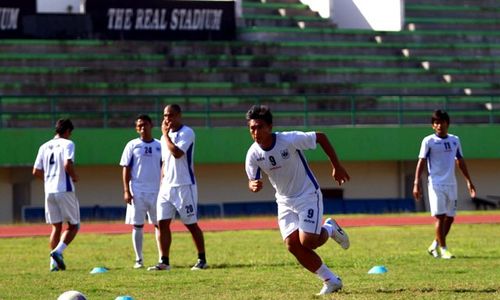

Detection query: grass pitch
(0, 221), (498, 299)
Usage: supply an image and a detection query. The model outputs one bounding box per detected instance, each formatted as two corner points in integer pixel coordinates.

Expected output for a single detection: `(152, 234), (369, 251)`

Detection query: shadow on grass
(107, 262), (299, 270)
(458, 255), (500, 260)
(203, 262), (297, 269)
(372, 287), (497, 294)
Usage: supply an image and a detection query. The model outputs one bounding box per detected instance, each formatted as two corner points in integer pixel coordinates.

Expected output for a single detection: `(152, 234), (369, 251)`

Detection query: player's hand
(72, 174), (79, 182)
(249, 180), (263, 192)
(413, 184), (422, 201)
(332, 165), (350, 186)
(161, 120), (171, 136)
(124, 191), (133, 205)
(468, 182), (476, 198)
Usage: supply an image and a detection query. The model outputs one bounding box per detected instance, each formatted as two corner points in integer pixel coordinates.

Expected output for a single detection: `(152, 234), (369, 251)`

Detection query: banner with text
(0, 0), (36, 38)
(86, 0), (235, 40)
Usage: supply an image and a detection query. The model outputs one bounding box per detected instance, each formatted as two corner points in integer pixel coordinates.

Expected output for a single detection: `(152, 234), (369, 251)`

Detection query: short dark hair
(55, 119), (74, 135)
(135, 114), (153, 126)
(432, 109), (450, 124)
(167, 104), (182, 114)
(246, 105), (273, 125)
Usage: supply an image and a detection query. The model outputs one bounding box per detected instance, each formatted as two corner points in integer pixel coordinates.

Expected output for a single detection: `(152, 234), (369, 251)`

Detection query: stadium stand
(0, 0), (498, 128)
(2, 0), (499, 220)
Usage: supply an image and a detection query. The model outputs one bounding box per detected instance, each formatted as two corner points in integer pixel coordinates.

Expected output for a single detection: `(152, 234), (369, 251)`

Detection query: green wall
(1, 125), (499, 166)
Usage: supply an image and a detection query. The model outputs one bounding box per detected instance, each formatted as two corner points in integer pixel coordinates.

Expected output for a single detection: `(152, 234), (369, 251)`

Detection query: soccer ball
(57, 290), (87, 300)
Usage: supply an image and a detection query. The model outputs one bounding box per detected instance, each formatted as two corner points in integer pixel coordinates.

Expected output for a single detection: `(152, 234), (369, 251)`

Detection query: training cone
(115, 296), (134, 300)
(90, 267), (108, 274)
(368, 265), (387, 274)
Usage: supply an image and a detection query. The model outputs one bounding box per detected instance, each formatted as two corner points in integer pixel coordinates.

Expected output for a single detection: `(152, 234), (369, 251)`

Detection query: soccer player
(413, 109), (476, 259)
(33, 119), (80, 271)
(120, 114), (163, 269)
(244, 105), (351, 295)
(148, 104), (207, 271)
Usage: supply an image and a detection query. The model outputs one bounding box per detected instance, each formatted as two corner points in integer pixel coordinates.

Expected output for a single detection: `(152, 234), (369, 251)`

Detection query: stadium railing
(1, 94), (499, 128)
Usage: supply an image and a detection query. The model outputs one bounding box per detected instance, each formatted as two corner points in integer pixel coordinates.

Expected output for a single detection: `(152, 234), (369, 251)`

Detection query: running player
(413, 109), (476, 259)
(120, 114), (162, 269)
(244, 105), (350, 295)
(148, 104), (207, 271)
(33, 119), (80, 271)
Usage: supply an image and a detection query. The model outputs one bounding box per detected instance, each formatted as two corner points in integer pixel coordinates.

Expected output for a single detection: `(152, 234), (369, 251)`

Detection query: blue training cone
(368, 265), (388, 274)
(115, 296), (134, 300)
(90, 267), (108, 274)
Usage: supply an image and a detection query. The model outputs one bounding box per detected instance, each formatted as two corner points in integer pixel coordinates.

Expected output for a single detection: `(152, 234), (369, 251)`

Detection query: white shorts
(125, 191), (159, 225)
(277, 190), (323, 240)
(157, 185), (198, 225)
(45, 192), (80, 225)
(428, 183), (457, 217)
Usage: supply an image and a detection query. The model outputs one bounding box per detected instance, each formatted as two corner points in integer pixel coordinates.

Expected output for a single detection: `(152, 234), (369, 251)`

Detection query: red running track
(1, 214), (499, 238)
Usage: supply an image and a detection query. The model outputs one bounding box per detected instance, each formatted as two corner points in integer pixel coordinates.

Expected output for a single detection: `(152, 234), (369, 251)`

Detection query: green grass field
(0, 221), (499, 299)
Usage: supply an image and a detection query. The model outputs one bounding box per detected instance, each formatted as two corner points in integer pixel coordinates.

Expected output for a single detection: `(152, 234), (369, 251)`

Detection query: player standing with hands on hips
(148, 104), (207, 271)
(413, 109), (476, 259)
(33, 119), (80, 271)
(244, 105), (351, 295)
(120, 114), (163, 269)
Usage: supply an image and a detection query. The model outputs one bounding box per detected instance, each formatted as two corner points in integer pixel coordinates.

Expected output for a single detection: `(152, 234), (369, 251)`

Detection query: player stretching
(413, 109), (476, 259)
(244, 105), (350, 295)
(120, 114), (163, 269)
(148, 104), (207, 271)
(33, 119), (80, 271)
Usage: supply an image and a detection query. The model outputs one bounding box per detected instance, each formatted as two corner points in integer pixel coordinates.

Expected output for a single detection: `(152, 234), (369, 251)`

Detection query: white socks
(132, 226), (144, 262)
(315, 263), (338, 283)
(53, 242), (67, 254)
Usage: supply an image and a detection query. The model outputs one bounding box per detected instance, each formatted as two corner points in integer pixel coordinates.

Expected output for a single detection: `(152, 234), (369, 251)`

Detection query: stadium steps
(10, 39), (492, 57)
(0, 80), (490, 96)
(397, 0), (500, 95)
(0, 41), (430, 57)
(405, 17), (500, 31)
(241, 2), (319, 18)
(238, 26), (500, 44)
(0, 0), (498, 108)
(405, 3), (500, 19)
(240, 14), (332, 28)
(0, 67), (439, 85)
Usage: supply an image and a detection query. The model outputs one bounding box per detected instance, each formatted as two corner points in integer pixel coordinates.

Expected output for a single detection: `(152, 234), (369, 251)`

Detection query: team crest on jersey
(280, 149), (290, 159)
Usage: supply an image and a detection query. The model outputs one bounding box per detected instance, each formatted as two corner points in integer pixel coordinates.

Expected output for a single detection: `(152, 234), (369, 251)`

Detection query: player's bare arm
(32, 168), (44, 180)
(64, 159), (79, 182)
(316, 132), (350, 186)
(456, 158), (476, 198)
(413, 158), (426, 201)
(162, 120), (185, 158)
(248, 180), (263, 192)
(122, 166), (133, 204)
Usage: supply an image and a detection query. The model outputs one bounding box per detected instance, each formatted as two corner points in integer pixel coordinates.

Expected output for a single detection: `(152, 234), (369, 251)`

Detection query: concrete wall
(2, 125), (499, 223)
(6, 159), (496, 224)
(37, 0), (85, 13)
(331, 0), (404, 31)
(0, 168), (13, 223)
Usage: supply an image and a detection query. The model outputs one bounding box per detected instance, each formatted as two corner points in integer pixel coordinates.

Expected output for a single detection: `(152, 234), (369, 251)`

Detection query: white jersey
(245, 131), (319, 201)
(120, 138), (162, 193)
(418, 133), (463, 185)
(33, 137), (76, 193)
(161, 125), (196, 187)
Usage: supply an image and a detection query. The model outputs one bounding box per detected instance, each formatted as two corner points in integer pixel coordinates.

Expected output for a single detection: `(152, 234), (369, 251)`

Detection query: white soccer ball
(57, 290), (87, 300)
